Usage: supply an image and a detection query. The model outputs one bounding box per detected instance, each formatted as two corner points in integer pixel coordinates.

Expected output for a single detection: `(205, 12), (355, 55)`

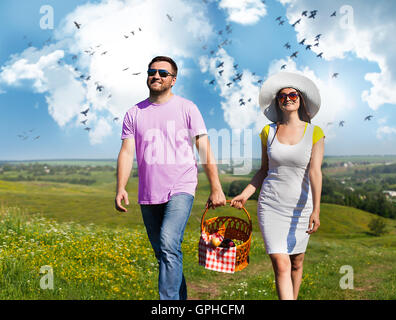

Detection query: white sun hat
(259, 72), (321, 122)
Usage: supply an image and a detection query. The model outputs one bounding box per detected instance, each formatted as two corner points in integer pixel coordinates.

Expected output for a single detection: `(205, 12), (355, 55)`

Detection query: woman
(230, 72), (325, 300)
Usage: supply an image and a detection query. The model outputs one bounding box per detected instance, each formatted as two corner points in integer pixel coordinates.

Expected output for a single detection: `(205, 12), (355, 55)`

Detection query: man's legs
(141, 193), (194, 300)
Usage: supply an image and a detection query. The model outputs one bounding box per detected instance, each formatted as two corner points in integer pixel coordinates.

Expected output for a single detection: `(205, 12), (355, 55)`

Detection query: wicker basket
(200, 200), (252, 272)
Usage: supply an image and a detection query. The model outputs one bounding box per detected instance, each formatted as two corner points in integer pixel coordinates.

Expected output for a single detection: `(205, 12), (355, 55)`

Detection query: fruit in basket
(211, 237), (222, 247)
(220, 238), (235, 248)
(232, 239), (245, 247)
(210, 233), (223, 247)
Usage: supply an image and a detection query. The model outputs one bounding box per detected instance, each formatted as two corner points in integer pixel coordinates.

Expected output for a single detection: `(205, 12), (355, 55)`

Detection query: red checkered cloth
(198, 231), (237, 274)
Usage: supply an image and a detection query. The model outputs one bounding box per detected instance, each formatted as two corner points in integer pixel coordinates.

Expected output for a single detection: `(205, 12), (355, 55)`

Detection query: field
(0, 161), (396, 300)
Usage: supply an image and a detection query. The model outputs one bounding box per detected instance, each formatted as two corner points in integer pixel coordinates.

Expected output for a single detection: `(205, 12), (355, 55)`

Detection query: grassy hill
(1, 172), (396, 300)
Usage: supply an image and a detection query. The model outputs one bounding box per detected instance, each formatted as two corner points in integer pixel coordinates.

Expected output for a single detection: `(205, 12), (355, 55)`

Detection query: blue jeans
(140, 193), (194, 300)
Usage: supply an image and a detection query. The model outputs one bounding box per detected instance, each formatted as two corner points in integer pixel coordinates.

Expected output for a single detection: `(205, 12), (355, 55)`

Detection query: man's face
(146, 61), (176, 94)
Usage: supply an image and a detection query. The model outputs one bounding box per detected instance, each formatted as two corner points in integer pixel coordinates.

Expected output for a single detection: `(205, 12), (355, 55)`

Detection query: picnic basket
(200, 200), (252, 272)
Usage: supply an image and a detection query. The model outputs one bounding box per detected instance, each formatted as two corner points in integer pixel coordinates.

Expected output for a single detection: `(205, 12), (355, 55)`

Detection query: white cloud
(376, 126), (396, 140)
(278, 0), (396, 111)
(0, 0), (213, 144)
(219, 0), (267, 25)
(89, 117), (112, 145)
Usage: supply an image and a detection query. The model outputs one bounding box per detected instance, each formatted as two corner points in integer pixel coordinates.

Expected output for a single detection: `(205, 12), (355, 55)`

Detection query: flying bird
(74, 21), (81, 29)
(33, 136), (40, 140)
(233, 73), (243, 81)
(166, 14), (173, 21)
(315, 34), (322, 41)
(290, 51), (299, 58)
(81, 120), (87, 125)
(339, 121), (345, 127)
(209, 79), (215, 85)
(305, 44), (312, 50)
(316, 52), (323, 58)
(226, 82), (232, 87)
(331, 11), (336, 17)
(299, 38), (306, 45)
(96, 84), (104, 92)
(281, 64), (287, 70)
(332, 73), (339, 78)
(123, 67), (129, 71)
(364, 115), (374, 121)
(302, 11), (308, 16)
(80, 108), (89, 116)
(308, 12), (317, 19)
(132, 72), (141, 75)
(84, 127), (91, 131)
(233, 64), (238, 69)
(279, 20), (285, 25)
(218, 70), (224, 76)
(113, 117), (119, 122)
(284, 42), (291, 49)
(216, 61), (224, 68)
(292, 19), (301, 27)
(275, 16), (282, 21)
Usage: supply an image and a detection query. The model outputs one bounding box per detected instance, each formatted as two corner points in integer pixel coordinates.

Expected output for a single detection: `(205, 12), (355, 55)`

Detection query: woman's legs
(290, 253), (305, 300)
(269, 253), (305, 300)
(269, 254), (294, 300)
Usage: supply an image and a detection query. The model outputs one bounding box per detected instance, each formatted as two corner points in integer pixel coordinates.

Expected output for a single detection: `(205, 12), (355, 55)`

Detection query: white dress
(257, 122), (314, 255)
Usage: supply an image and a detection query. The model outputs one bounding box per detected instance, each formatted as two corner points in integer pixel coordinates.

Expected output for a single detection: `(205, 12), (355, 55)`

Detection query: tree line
(227, 174), (396, 219)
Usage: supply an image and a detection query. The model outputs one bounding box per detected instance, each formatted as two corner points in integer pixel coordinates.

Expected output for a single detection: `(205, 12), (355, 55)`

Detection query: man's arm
(115, 138), (135, 212)
(195, 134), (226, 209)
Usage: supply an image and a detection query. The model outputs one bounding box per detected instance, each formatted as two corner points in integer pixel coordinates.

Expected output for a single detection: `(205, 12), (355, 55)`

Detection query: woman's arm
(307, 137), (324, 234)
(230, 141), (269, 209)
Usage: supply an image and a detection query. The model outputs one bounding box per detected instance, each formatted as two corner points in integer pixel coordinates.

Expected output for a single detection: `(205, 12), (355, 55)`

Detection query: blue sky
(1, 0), (396, 161)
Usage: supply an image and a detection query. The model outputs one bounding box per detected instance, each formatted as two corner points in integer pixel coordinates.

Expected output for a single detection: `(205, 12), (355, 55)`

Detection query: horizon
(2, 154), (396, 163)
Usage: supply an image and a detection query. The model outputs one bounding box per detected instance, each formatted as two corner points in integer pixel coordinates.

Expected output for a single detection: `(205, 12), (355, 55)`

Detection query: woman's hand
(230, 194), (248, 209)
(306, 212), (320, 234)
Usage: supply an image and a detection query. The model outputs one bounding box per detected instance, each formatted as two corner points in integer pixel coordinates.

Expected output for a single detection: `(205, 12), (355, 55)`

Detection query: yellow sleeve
(313, 125), (325, 145)
(259, 124), (270, 147)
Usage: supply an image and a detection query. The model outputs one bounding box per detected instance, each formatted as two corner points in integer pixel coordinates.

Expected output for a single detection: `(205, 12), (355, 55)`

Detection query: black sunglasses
(147, 68), (175, 78)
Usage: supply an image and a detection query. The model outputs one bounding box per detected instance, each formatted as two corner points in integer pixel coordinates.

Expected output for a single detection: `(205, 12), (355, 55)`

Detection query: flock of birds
(17, 129), (40, 141)
(200, 6), (375, 127)
(71, 19), (148, 133)
(276, 10), (334, 72)
(17, 5), (376, 143)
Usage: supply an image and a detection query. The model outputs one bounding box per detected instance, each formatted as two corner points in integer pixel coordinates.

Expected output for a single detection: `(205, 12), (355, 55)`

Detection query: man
(115, 56), (226, 300)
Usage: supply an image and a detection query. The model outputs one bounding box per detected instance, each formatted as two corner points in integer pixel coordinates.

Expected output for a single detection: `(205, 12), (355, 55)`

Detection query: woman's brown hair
(268, 88), (311, 147)
(275, 88), (311, 124)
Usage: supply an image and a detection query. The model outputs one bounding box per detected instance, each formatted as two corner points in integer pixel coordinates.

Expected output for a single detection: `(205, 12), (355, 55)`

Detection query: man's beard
(147, 79), (171, 95)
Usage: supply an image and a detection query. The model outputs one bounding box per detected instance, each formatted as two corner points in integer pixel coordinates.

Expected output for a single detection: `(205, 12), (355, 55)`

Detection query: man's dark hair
(148, 56), (178, 77)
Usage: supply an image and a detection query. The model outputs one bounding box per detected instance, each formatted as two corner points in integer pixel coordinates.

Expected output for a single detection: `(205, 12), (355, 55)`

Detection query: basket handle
(200, 200), (251, 232)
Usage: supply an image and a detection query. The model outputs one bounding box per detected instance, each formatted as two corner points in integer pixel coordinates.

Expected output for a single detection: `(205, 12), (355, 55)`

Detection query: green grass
(1, 171), (396, 300)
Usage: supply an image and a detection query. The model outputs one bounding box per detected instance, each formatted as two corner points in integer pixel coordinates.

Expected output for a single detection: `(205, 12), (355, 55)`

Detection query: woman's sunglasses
(147, 68), (174, 78)
(277, 92), (299, 103)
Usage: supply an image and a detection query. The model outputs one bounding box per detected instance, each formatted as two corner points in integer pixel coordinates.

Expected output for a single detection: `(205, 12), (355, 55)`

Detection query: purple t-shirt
(121, 95), (207, 204)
